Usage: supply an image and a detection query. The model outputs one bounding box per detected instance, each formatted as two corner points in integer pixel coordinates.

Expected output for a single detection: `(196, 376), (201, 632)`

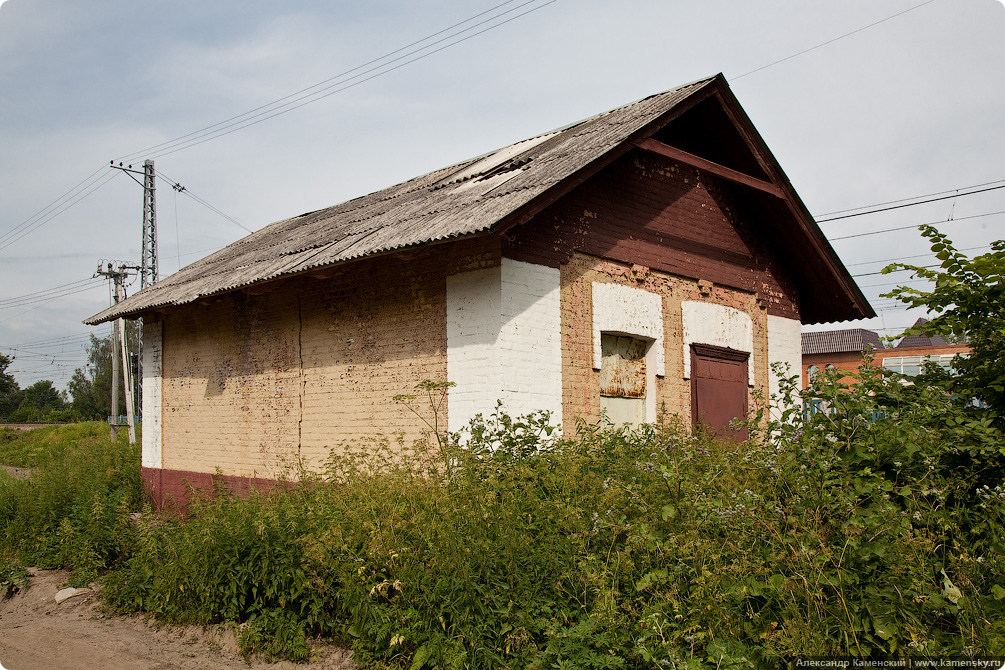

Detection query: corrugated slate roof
(85, 77), (713, 325)
(802, 329), (883, 355)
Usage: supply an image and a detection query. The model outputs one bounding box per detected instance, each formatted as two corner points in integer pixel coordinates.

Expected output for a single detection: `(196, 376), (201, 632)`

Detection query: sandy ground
(0, 569), (360, 670)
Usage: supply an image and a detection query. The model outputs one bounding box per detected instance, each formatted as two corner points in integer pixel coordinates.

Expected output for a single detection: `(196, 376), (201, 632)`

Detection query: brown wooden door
(691, 344), (748, 440)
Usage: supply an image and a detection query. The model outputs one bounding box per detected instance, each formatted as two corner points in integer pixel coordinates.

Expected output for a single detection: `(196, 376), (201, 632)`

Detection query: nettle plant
(747, 361), (1005, 656)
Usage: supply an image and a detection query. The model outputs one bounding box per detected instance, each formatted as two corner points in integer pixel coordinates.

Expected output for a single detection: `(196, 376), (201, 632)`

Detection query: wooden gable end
(497, 78), (870, 324)
(501, 148), (801, 320)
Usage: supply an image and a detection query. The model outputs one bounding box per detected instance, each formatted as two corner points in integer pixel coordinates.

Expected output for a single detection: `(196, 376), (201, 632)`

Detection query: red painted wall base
(141, 466), (284, 510)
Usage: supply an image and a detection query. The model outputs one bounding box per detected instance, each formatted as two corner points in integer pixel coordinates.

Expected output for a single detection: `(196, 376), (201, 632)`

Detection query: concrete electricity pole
(94, 262), (139, 443)
(141, 160), (158, 289)
(109, 159), (159, 432)
(110, 160), (158, 289)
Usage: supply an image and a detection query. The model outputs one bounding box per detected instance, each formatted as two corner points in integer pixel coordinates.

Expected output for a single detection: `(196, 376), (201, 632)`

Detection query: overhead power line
(0, 166), (105, 247)
(844, 244), (992, 267)
(116, 0), (558, 162)
(0, 1), (556, 255)
(733, 0), (938, 80)
(0, 169), (120, 254)
(116, 0), (532, 163)
(817, 178), (1005, 218)
(817, 182), (1005, 222)
(0, 332), (94, 348)
(828, 209), (1005, 241)
(0, 278), (105, 310)
(155, 169), (253, 234)
(851, 264), (940, 278)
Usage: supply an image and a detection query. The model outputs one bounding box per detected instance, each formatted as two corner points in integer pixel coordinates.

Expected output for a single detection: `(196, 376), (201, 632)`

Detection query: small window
(882, 354), (960, 378)
(600, 334), (648, 426)
(807, 365), (820, 380)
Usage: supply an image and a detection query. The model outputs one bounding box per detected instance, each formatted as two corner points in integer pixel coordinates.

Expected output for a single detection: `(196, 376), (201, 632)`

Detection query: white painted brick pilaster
(141, 320), (163, 469)
(767, 315), (803, 418)
(446, 259), (562, 434)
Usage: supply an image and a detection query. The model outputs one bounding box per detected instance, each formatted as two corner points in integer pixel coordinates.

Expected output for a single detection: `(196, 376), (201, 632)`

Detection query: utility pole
(95, 262), (140, 443)
(110, 159), (159, 288)
(110, 159), (158, 431)
(141, 160), (158, 289)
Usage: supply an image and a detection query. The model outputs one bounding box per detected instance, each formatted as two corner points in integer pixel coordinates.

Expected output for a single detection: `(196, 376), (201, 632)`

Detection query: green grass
(0, 421), (117, 468)
(0, 422), (145, 585)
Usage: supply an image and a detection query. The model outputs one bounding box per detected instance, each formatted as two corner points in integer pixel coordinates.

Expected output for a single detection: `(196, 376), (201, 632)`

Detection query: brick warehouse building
(86, 74), (873, 507)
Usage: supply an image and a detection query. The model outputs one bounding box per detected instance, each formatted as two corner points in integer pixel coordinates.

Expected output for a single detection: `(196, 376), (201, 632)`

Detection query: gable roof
(802, 328), (883, 355)
(86, 74), (873, 326)
(896, 318), (950, 349)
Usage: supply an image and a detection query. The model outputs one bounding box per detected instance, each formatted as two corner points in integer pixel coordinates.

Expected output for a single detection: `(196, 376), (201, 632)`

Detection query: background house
(801, 328), (883, 387)
(802, 318), (970, 387)
(86, 74), (872, 507)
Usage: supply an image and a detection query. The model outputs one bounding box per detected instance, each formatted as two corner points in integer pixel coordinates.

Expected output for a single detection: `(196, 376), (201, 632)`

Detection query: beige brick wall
(160, 240), (497, 478)
(560, 252), (770, 429)
(159, 239), (774, 478)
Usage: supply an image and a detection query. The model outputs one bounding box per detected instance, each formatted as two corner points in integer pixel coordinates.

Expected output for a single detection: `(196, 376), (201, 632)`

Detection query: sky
(1, 0), (1003, 390)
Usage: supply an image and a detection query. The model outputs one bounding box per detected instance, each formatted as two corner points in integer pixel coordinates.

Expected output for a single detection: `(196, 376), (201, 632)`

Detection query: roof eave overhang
(82, 228), (499, 326)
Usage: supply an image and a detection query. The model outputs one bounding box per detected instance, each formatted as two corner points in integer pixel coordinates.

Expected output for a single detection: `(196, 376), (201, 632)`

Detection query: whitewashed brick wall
(591, 282), (665, 421)
(499, 259), (562, 423)
(681, 301), (754, 385)
(141, 320), (163, 469)
(767, 314), (802, 418)
(446, 259), (562, 434)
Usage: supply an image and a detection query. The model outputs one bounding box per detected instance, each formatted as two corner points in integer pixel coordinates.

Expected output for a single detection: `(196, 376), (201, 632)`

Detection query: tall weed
(105, 384), (1005, 665)
(0, 422), (144, 585)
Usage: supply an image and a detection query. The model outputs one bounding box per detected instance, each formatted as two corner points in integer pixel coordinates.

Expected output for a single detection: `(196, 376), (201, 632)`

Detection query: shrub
(99, 383), (1005, 664)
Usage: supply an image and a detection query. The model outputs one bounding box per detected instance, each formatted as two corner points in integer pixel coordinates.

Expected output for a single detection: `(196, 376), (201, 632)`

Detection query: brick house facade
(87, 75), (872, 507)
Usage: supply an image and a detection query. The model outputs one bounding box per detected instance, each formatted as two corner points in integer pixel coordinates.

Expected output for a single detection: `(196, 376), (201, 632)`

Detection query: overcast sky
(1, 0), (1003, 390)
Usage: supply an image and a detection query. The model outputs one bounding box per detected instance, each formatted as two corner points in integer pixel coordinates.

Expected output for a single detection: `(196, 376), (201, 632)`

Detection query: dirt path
(0, 569), (360, 670)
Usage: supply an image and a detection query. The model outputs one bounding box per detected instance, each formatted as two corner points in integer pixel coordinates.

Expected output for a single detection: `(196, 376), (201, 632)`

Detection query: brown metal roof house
(86, 74), (873, 506)
(802, 319), (969, 386)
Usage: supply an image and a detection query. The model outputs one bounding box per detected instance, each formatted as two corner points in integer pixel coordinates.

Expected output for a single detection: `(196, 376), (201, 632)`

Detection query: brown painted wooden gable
(495, 77), (870, 324)
(502, 148), (801, 319)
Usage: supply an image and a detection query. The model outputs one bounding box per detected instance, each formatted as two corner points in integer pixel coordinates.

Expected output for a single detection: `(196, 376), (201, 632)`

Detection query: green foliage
(238, 608), (312, 662)
(99, 377), (1005, 665)
(5, 379), (72, 423)
(5, 303), (1004, 664)
(0, 557), (30, 600)
(68, 327), (139, 421)
(0, 353), (20, 420)
(0, 354), (74, 422)
(883, 226), (1005, 417)
(0, 422), (144, 585)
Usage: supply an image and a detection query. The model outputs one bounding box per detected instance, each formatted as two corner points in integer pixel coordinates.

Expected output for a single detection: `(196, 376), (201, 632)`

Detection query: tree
(19, 379), (63, 410)
(68, 324), (140, 421)
(0, 353), (21, 420)
(882, 225), (1005, 418)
